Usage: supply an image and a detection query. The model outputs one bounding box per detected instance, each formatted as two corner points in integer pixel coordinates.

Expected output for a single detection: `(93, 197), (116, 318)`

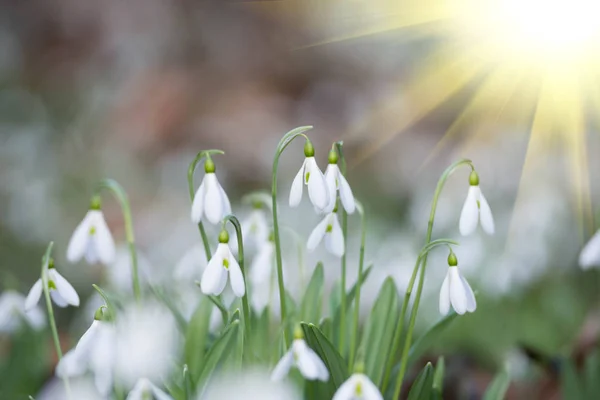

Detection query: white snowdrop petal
(250, 243), (274, 284)
(150, 384), (174, 400)
(324, 164), (338, 213)
(50, 290), (69, 308)
(24, 279), (43, 311)
(92, 211), (116, 265)
(204, 173), (224, 225)
(125, 383), (145, 400)
(360, 374), (384, 400)
(325, 214), (345, 257)
(448, 268), (467, 314)
(478, 190), (495, 235)
(76, 320), (101, 355)
(271, 350), (294, 381)
(332, 376), (357, 400)
(201, 250), (225, 295)
(90, 326), (116, 396)
(438, 271), (451, 315)
(306, 158), (329, 211)
(337, 172), (356, 214)
(50, 270), (80, 307)
(85, 238), (99, 264)
(219, 182), (232, 216)
(227, 250), (246, 297)
(56, 349), (87, 378)
(296, 348), (320, 380)
(289, 161), (306, 207)
(191, 180), (206, 223)
(459, 186), (479, 236)
(307, 216), (329, 251)
(67, 212), (93, 263)
(460, 274), (477, 313)
(579, 230), (600, 269)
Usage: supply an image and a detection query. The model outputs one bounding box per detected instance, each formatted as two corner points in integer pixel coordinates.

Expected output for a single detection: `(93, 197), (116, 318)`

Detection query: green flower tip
(328, 148), (339, 164)
(293, 325), (304, 340)
(447, 252), (458, 266)
(48, 258), (55, 270)
(204, 157), (216, 173)
(353, 361), (365, 374)
(94, 306), (111, 321)
(218, 229), (230, 244)
(252, 200), (263, 210)
(304, 139), (315, 157)
(90, 195), (102, 210)
(469, 170), (479, 186)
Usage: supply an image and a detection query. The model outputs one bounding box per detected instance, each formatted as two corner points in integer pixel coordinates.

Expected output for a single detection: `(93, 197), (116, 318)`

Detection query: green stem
(40, 243), (71, 399)
(349, 200), (366, 369)
(391, 159), (473, 399)
(97, 179), (141, 302)
(336, 141), (349, 356)
(223, 214), (251, 361)
(187, 149), (225, 262)
(381, 239), (459, 392)
(208, 295), (230, 326)
(271, 126), (313, 348)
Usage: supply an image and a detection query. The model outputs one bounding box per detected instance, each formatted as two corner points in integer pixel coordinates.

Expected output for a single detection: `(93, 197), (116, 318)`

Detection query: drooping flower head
(333, 368), (383, 400)
(271, 327), (329, 382)
(200, 229), (246, 297)
(67, 196), (116, 265)
(439, 252), (476, 315)
(289, 139), (329, 212)
(241, 199), (271, 248)
(191, 157), (232, 225)
(324, 146), (355, 214)
(0, 291), (45, 333)
(250, 232), (275, 286)
(25, 259), (80, 311)
(307, 204), (344, 257)
(459, 170), (494, 236)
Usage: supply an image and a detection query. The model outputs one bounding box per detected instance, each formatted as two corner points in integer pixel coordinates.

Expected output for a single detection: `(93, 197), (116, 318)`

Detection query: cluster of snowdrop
(0, 126), (511, 400)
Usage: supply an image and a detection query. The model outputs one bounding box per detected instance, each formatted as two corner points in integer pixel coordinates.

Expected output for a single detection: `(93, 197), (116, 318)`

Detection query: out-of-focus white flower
(107, 247), (153, 292)
(37, 377), (104, 400)
(271, 337), (329, 381)
(201, 231), (245, 297)
(579, 230), (600, 269)
(0, 290), (45, 333)
(126, 378), (173, 400)
(191, 158), (231, 225)
(307, 211), (344, 257)
(439, 253), (476, 316)
(67, 207), (116, 265)
(202, 369), (301, 400)
(25, 263), (79, 310)
(333, 373), (382, 400)
(250, 240), (275, 285)
(324, 149), (355, 214)
(459, 171), (494, 236)
(114, 303), (179, 389)
(56, 311), (116, 396)
(242, 208), (270, 248)
(289, 142), (329, 212)
(174, 245), (207, 282)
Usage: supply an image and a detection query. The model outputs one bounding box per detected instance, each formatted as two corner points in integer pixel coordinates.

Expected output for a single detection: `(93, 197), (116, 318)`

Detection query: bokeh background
(1, 1), (599, 399)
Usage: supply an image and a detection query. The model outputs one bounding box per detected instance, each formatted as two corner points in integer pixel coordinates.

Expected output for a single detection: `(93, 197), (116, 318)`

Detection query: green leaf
(407, 311), (458, 366)
(483, 368), (510, 400)
(561, 358), (582, 400)
(361, 277), (400, 386)
(319, 317), (332, 339)
(432, 356), (445, 400)
(585, 350), (600, 399)
(183, 364), (193, 400)
(407, 362), (434, 400)
(184, 298), (212, 386)
(251, 307), (270, 362)
(197, 320), (240, 390)
(301, 263), (324, 324)
(301, 322), (349, 398)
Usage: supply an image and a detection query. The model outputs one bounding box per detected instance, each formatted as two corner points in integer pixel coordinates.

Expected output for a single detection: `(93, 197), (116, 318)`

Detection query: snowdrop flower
(174, 245), (206, 282)
(459, 171), (494, 236)
(242, 206), (270, 248)
(67, 198), (116, 264)
(250, 235), (275, 285)
(307, 207), (344, 257)
(202, 369), (301, 400)
(201, 230), (246, 297)
(333, 372), (382, 400)
(324, 148), (355, 214)
(271, 329), (329, 382)
(57, 307), (116, 396)
(25, 260), (79, 310)
(579, 230), (600, 269)
(0, 290), (45, 333)
(126, 378), (172, 400)
(289, 140), (329, 211)
(191, 157), (231, 225)
(439, 252), (476, 315)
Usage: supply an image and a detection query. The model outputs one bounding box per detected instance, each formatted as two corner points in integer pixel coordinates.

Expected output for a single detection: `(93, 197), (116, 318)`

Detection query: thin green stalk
(187, 149), (225, 261)
(223, 214), (251, 361)
(391, 159), (473, 399)
(381, 239), (459, 392)
(271, 126), (313, 347)
(349, 200), (366, 369)
(97, 179), (141, 302)
(336, 141), (349, 356)
(40, 242), (71, 399)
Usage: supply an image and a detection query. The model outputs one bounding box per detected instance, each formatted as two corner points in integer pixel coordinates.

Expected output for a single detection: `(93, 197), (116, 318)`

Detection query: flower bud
(469, 170), (479, 186)
(204, 157), (216, 173)
(304, 139), (315, 157)
(447, 251), (458, 266)
(328, 148), (339, 164)
(90, 195), (102, 210)
(218, 229), (230, 244)
(94, 305), (112, 321)
(293, 325), (304, 340)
